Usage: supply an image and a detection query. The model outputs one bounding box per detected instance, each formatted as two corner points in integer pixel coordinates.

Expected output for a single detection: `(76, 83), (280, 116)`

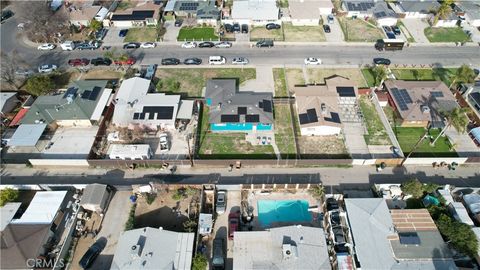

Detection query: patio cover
(470, 127), (480, 143)
(7, 124), (47, 146)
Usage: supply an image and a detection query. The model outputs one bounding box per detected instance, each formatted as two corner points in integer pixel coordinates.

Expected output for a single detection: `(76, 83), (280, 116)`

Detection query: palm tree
(431, 107), (469, 146)
(449, 65), (476, 90)
(372, 65), (387, 88)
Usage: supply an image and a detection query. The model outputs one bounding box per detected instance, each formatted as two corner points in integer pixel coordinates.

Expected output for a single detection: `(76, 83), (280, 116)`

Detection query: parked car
(327, 14), (334, 24)
(181, 41), (197, 48)
(118, 29), (128, 37)
(232, 57), (248, 65)
(228, 212), (240, 240)
(391, 25), (401, 35)
(215, 41), (232, 48)
(216, 191), (226, 214)
(161, 58), (181, 65)
(37, 43), (56, 50)
(266, 23), (281, 30)
(183, 57), (202, 65)
(174, 19), (183, 27)
(38, 64), (57, 73)
(386, 32), (396, 39)
(95, 28), (108, 40)
(68, 58), (90, 66)
(382, 26), (392, 33)
(123, 42), (140, 49)
(373, 57), (391, 65)
(323, 24), (331, 33)
(114, 58), (136, 65)
(140, 42), (156, 49)
(304, 57), (322, 65)
(198, 41), (215, 48)
(15, 69), (34, 77)
(233, 23), (241, 32)
(212, 238), (225, 270)
(159, 133), (169, 152)
(90, 57), (112, 66)
(77, 41), (100, 50)
(1, 10), (14, 23)
(241, 24), (248, 33)
(256, 39), (274, 48)
(224, 23), (233, 33)
(79, 240), (105, 269)
(144, 64), (157, 80)
(326, 198), (339, 212)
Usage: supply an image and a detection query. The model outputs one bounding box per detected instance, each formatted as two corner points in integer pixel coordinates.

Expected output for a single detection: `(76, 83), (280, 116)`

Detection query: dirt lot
(285, 68), (305, 90)
(307, 68), (369, 87)
(283, 23), (326, 42)
(338, 17), (384, 42)
(250, 26), (284, 41)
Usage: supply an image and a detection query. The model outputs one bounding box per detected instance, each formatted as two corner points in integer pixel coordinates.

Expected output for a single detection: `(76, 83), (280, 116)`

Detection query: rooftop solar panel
(221, 114), (240, 122)
(63, 87), (78, 98)
(470, 92), (480, 106)
(89, 86), (102, 101)
(399, 232), (421, 245)
(299, 109), (319, 124)
(245, 114), (260, 123)
(336, 87), (356, 97)
(391, 88), (413, 111)
(430, 91), (444, 98)
(143, 106), (174, 120)
(238, 107), (247, 115)
(299, 113), (310, 125)
(325, 112), (341, 124)
(133, 113), (140, 120)
(262, 99), (273, 113)
(111, 10), (155, 21)
(81, 90), (92, 99)
(139, 113), (145, 120)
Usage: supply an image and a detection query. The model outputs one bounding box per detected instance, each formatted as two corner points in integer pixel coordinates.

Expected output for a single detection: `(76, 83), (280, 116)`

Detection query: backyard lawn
(155, 68), (256, 97)
(124, 27), (158, 42)
(394, 127), (457, 157)
(273, 68), (288, 97)
(424, 27), (471, 43)
(358, 96), (391, 145)
(250, 26), (284, 41)
(308, 68), (369, 88)
(177, 27), (219, 41)
(283, 23), (326, 42)
(338, 17), (384, 42)
(274, 105), (297, 158)
(390, 68), (458, 87)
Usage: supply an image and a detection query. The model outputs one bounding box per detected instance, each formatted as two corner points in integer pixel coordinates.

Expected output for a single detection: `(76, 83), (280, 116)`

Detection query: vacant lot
(177, 27), (219, 41)
(124, 27), (157, 42)
(274, 105), (297, 158)
(285, 68), (305, 89)
(283, 23), (326, 42)
(424, 27), (471, 43)
(250, 26), (284, 41)
(393, 127), (457, 157)
(391, 68), (458, 87)
(338, 17), (384, 42)
(155, 68), (256, 97)
(359, 96), (391, 145)
(308, 68), (369, 87)
(273, 68), (288, 97)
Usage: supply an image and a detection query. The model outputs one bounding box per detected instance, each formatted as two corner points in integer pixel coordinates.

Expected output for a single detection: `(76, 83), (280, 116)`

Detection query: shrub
(124, 203), (137, 231)
(0, 188), (19, 207)
(192, 254), (207, 270)
(436, 213), (478, 257)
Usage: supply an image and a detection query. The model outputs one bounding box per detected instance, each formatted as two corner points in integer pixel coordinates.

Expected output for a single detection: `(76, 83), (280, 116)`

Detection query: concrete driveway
(163, 20), (181, 42)
(445, 127), (480, 157)
(240, 65), (274, 93)
(103, 28), (126, 46)
(343, 123), (371, 159)
(401, 19), (430, 43)
(323, 15), (344, 42)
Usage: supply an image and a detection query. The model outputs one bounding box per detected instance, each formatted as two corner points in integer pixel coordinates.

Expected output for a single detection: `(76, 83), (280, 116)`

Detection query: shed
(80, 184), (110, 213)
(7, 124), (47, 147)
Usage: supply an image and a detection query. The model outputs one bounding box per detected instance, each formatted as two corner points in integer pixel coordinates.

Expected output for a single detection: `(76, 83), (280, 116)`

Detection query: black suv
(123, 42), (140, 49)
(373, 57), (391, 65)
(199, 41), (215, 48)
(161, 58), (181, 65)
(266, 23), (281, 30)
(256, 39), (274, 48)
(241, 24), (248, 33)
(224, 23), (233, 33)
(233, 23), (241, 33)
(79, 240), (105, 269)
(323, 24), (331, 33)
(184, 58), (202, 65)
(91, 58), (112, 66)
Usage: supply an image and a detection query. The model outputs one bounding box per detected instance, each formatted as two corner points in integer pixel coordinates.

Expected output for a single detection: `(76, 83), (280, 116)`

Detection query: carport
(7, 124), (47, 151)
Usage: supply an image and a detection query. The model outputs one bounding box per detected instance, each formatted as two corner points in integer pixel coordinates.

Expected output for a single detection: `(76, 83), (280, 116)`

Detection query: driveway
(103, 27), (126, 46)
(343, 123), (371, 159)
(323, 15), (344, 42)
(445, 127), (480, 157)
(462, 22), (480, 43)
(240, 65), (274, 93)
(163, 21), (181, 42)
(401, 19), (430, 43)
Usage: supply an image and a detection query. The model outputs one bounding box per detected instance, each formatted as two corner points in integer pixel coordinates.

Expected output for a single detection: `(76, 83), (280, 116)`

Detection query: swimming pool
(257, 200), (311, 227)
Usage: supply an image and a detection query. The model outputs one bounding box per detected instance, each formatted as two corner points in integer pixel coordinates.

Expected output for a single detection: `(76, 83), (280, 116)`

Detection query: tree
(25, 75), (54, 96)
(191, 254), (207, 270)
(1, 51), (26, 89)
(449, 65), (476, 89)
(308, 185), (325, 200)
(89, 19), (102, 32)
(0, 188), (19, 207)
(372, 65), (387, 88)
(183, 219), (197, 232)
(433, 0), (453, 25)
(436, 213), (478, 257)
(401, 178), (424, 198)
(431, 107), (469, 146)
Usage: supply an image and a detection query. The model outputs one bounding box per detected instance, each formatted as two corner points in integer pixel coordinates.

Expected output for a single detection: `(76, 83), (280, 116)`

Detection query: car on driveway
(68, 58), (90, 66)
(119, 29), (128, 37)
(386, 32), (396, 39)
(391, 25), (401, 35)
(304, 57), (322, 65)
(37, 43), (56, 50)
(114, 58), (136, 65)
(215, 41), (232, 48)
(79, 239), (105, 269)
(198, 41), (215, 48)
(90, 57), (112, 66)
(174, 19), (183, 27)
(228, 212), (240, 240)
(327, 14), (334, 24)
(241, 24), (248, 33)
(183, 58), (202, 65)
(123, 42), (140, 49)
(181, 41), (197, 48)
(232, 57), (249, 65)
(233, 23), (241, 32)
(212, 238), (225, 270)
(161, 58), (181, 65)
(140, 42), (156, 49)
(224, 23), (233, 33)
(95, 28), (108, 40)
(266, 23), (281, 30)
(373, 57), (391, 65)
(38, 64), (57, 73)
(323, 24), (331, 33)
(216, 191), (226, 214)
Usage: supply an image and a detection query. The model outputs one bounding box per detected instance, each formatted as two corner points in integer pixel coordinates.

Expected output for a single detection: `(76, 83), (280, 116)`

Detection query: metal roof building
(7, 124), (47, 147)
(80, 184), (110, 213)
(11, 191), (67, 224)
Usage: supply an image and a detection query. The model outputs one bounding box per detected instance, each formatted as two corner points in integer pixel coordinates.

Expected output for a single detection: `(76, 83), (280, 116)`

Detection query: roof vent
(66, 94), (75, 104)
(131, 244), (141, 257)
(282, 244), (298, 260)
(321, 103), (327, 115)
(421, 105), (430, 113)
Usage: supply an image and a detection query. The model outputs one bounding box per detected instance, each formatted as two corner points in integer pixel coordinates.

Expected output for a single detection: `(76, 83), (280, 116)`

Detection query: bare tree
(0, 51), (26, 90)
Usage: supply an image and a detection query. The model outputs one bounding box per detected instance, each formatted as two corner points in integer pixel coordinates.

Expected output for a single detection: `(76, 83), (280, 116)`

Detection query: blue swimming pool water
(257, 200), (311, 227)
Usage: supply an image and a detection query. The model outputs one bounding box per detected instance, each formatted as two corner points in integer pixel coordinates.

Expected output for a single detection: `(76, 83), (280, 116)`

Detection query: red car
(228, 212), (240, 240)
(114, 58), (136, 65)
(68, 58), (90, 67)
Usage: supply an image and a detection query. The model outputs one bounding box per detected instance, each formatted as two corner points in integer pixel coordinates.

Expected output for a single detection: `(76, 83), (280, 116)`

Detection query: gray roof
(458, 1), (480, 20)
(21, 80), (108, 125)
(233, 226), (331, 270)
(374, 2), (397, 19)
(232, 0), (279, 21)
(80, 184), (108, 209)
(7, 124), (47, 146)
(1, 92), (17, 113)
(111, 227), (194, 270)
(0, 203), (21, 231)
(398, 1), (439, 13)
(205, 79), (274, 125)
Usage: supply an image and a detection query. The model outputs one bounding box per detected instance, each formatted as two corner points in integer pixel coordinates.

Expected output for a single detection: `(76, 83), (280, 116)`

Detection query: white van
(60, 41), (75, 51)
(209, 56), (226, 65)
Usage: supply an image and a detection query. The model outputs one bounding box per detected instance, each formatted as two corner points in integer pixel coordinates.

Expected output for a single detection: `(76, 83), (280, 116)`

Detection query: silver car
(215, 41), (232, 48)
(38, 64), (57, 73)
(216, 191), (226, 214)
(232, 57), (249, 65)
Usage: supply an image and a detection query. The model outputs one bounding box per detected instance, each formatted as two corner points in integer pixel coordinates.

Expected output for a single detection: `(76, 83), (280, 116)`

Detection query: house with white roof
(230, 0), (280, 25)
(288, 0), (333, 26)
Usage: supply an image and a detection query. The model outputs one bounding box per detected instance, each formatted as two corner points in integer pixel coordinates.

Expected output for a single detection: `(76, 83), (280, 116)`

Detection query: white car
(159, 133), (169, 153)
(38, 64), (57, 73)
(181, 42), (197, 48)
(232, 57), (249, 65)
(215, 41), (232, 48)
(304, 57), (322, 65)
(37, 43), (56, 50)
(140, 42), (156, 49)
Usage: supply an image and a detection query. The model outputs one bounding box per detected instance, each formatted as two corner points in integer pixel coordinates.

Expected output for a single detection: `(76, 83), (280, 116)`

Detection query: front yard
(274, 105), (297, 158)
(250, 26), (284, 41)
(424, 27), (471, 43)
(124, 27), (158, 42)
(338, 17), (384, 42)
(273, 68), (289, 97)
(308, 68), (369, 88)
(283, 23), (326, 42)
(358, 96), (391, 145)
(390, 68), (458, 87)
(155, 68), (256, 97)
(393, 127), (457, 157)
(361, 68), (376, 87)
(177, 27), (219, 41)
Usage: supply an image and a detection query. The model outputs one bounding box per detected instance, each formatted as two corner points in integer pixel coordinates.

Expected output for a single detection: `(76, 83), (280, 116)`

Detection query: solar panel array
(133, 106), (174, 120)
(299, 108), (318, 125)
(80, 86), (102, 101)
(324, 112), (341, 124)
(430, 91), (444, 98)
(391, 88), (413, 111)
(221, 114), (240, 122)
(245, 114), (259, 122)
(259, 99), (273, 113)
(63, 87), (78, 98)
(346, 2), (374, 11)
(336, 87), (356, 97)
(179, 2), (199, 11)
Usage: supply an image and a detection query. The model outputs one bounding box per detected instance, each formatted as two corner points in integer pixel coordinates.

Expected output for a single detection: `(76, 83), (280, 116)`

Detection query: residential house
(1, 92), (19, 116)
(20, 80), (112, 127)
(432, 12), (459, 27)
(292, 76), (358, 136)
(391, 0), (439, 19)
(233, 226), (331, 270)
(112, 77), (193, 130)
(204, 79), (274, 132)
(288, 0), (333, 26)
(67, 5), (105, 26)
(80, 183), (110, 213)
(345, 198), (457, 270)
(384, 80), (459, 128)
(343, 0), (397, 26)
(461, 81), (480, 124)
(107, 1), (161, 27)
(164, 0), (220, 25)
(230, 0), (279, 25)
(110, 227), (194, 270)
(456, 1), (480, 27)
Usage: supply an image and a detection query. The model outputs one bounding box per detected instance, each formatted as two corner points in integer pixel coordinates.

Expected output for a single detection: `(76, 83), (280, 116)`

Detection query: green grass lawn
(124, 27), (158, 42)
(273, 68), (288, 97)
(391, 68), (458, 87)
(283, 23), (326, 42)
(361, 68), (376, 87)
(424, 27), (471, 43)
(177, 27), (219, 41)
(359, 96), (391, 145)
(274, 105), (297, 158)
(394, 127), (457, 157)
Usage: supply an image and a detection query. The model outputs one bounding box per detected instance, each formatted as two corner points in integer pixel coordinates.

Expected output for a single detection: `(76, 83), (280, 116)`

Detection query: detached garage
(80, 184), (110, 213)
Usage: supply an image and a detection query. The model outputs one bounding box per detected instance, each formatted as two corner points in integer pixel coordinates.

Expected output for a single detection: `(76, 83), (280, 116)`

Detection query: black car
(91, 57), (112, 66)
(373, 57), (391, 65)
(161, 58), (181, 65)
(323, 24), (331, 33)
(224, 23), (233, 33)
(123, 42), (140, 49)
(183, 58), (202, 65)
(241, 24), (248, 33)
(174, 19), (183, 27)
(266, 23), (281, 30)
(79, 240), (105, 269)
(95, 28), (108, 40)
(233, 23), (241, 33)
(256, 39), (274, 48)
(391, 25), (401, 35)
(1, 10), (14, 23)
(198, 41), (215, 48)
